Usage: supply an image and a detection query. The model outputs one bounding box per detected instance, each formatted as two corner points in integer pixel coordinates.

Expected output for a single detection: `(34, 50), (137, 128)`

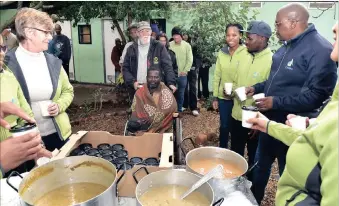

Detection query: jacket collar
(220, 45), (246, 55)
(283, 23), (316, 46)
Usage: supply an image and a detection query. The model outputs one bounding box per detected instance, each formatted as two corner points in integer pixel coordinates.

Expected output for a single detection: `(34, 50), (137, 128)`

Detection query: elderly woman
(5, 8), (73, 151)
(248, 23), (338, 206)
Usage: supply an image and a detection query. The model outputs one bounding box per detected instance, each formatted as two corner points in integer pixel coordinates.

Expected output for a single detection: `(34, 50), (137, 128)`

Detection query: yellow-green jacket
(213, 45), (251, 100)
(232, 47), (273, 121)
(5, 50), (73, 141)
(0, 66), (34, 141)
(267, 83), (338, 205)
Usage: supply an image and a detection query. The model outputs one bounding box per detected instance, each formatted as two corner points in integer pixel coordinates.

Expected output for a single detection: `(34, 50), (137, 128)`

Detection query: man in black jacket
(245, 3), (337, 204)
(122, 21), (177, 93)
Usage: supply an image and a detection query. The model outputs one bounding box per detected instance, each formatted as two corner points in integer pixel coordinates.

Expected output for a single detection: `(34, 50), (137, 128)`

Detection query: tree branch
(0, 1), (16, 7)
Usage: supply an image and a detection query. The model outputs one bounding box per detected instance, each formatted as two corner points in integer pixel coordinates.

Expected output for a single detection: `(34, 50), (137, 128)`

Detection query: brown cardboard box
(51, 131), (173, 197)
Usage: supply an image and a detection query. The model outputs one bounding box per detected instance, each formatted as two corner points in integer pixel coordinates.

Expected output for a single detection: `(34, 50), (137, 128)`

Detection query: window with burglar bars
(78, 25), (92, 44)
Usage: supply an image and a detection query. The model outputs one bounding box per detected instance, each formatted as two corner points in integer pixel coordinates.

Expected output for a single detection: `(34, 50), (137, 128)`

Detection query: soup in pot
(139, 185), (210, 206)
(189, 158), (243, 178)
(34, 182), (107, 206)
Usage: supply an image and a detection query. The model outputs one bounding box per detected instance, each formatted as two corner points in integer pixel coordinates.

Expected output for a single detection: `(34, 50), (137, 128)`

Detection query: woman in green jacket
(247, 23), (338, 206)
(5, 8), (73, 152)
(212, 23), (251, 148)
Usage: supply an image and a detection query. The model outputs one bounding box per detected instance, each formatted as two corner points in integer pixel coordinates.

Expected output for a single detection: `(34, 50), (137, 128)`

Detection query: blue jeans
(176, 76), (187, 112)
(218, 99), (233, 148)
(251, 132), (289, 204)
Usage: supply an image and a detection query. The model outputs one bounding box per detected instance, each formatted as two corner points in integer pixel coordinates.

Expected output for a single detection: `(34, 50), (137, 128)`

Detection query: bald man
(245, 3), (337, 204)
(50, 24), (72, 78)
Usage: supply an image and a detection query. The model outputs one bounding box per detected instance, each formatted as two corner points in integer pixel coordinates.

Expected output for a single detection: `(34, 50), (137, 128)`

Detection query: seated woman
(127, 67), (177, 134)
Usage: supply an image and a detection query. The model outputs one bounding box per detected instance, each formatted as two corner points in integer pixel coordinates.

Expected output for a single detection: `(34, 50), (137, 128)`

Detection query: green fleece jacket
(169, 40), (193, 74)
(0, 66), (34, 141)
(213, 45), (251, 100)
(232, 47), (273, 121)
(5, 49), (73, 141)
(267, 83), (338, 205)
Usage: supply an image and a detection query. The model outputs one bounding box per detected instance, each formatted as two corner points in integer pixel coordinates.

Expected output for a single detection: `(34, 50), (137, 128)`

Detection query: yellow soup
(189, 158), (243, 178)
(34, 182), (107, 206)
(139, 185), (210, 206)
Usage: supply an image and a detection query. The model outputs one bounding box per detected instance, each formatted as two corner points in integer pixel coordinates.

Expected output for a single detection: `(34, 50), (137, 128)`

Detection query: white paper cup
(39, 100), (52, 117)
(253, 93), (265, 100)
(242, 106), (259, 128)
(10, 123), (38, 138)
(289, 116), (307, 131)
(224, 83), (233, 95)
(36, 157), (51, 166)
(235, 87), (247, 101)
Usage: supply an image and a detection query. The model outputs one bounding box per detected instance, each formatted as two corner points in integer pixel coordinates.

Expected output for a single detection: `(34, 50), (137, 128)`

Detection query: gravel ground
(69, 103), (277, 206)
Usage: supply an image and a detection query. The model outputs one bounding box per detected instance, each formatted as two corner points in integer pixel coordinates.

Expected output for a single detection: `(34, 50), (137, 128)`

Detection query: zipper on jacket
(266, 46), (290, 94)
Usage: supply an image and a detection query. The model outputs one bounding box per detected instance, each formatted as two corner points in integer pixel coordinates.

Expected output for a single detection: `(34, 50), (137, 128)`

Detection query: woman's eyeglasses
(25, 27), (53, 36)
(0, 45), (7, 53)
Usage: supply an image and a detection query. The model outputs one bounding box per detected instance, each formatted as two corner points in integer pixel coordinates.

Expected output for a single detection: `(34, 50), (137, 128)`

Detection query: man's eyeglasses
(0, 45), (7, 53)
(25, 27), (53, 36)
(275, 19), (299, 27)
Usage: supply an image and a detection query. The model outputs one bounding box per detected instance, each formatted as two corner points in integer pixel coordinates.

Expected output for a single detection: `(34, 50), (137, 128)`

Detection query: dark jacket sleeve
(111, 47), (121, 71)
(253, 81), (266, 94)
(160, 45), (176, 86)
(122, 46), (136, 88)
(169, 50), (178, 78)
(272, 50), (337, 113)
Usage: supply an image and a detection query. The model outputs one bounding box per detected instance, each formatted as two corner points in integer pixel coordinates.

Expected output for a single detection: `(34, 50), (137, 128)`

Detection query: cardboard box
(51, 131), (174, 197)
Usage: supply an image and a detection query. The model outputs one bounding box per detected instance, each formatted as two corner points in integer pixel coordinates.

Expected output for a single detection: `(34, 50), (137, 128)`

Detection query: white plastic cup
(289, 116), (307, 131)
(242, 106), (259, 128)
(224, 83), (233, 95)
(36, 157), (51, 166)
(235, 87), (247, 101)
(253, 93), (265, 101)
(10, 123), (38, 137)
(39, 100), (53, 117)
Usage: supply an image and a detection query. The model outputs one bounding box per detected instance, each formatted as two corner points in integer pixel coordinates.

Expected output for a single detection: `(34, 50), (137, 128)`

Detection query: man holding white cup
(229, 21), (273, 180)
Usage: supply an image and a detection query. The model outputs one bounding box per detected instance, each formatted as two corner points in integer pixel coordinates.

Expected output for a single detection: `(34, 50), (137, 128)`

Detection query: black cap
(242, 21), (272, 38)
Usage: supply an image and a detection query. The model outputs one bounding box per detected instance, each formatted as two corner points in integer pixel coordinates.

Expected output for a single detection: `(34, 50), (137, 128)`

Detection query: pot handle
(6, 171), (23, 192)
(115, 164), (126, 197)
(179, 137), (197, 156)
(243, 161), (258, 177)
(132, 166), (149, 184)
(212, 198), (224, 206)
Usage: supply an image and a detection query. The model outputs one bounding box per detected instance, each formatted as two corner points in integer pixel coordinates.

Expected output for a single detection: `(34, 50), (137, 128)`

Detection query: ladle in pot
(180, 164), (224, 200)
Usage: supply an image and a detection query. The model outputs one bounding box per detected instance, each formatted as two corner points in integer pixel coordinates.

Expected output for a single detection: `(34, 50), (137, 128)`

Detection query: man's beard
(148, 82), (160, 90)
(140, 36), (151, 45)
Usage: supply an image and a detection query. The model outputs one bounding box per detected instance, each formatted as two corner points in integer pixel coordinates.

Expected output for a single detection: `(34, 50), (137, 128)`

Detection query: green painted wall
(71, 19), (105, 83)
(0, 9), (16, 27)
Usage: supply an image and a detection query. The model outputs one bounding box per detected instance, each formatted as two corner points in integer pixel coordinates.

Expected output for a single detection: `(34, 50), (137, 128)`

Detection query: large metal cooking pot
(6, 156), (124, 206)
(185, 146), (248, 196)
(133, 167), (224, 206)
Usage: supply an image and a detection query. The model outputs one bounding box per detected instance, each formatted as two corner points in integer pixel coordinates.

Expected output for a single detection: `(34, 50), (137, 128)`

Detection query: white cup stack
(242, 106), (259, 128)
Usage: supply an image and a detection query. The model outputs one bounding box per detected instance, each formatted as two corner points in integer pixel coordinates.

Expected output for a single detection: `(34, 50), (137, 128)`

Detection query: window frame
(78, 24), (92, 44)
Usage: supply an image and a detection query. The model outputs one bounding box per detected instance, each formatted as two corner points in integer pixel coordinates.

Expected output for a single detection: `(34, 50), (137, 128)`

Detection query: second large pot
(7, 156), (123, 206)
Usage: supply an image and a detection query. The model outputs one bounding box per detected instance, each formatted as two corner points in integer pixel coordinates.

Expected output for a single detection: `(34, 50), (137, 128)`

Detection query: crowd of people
(0, 2), (338, 205)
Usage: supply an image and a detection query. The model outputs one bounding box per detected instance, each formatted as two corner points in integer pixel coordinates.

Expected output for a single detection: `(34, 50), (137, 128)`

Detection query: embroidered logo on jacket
(153, 57), (159, 64)
(285, 59), (294, 70)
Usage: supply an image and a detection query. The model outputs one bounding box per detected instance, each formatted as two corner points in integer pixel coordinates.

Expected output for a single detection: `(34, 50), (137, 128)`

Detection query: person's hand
(255, 97), (273, 112)
(0, 102), (36, 129)
(0, 132), (42, 173)
(133, 82), (140, 90)
(36, 148), (53, 159)
(179, 72), (187, 76)
(223, 89), (233, 99)
(169, 85), (177, 93)
(286, 114), (310, 128)
(48, 103), (59, 116)
(247, 112), (270, 133)
(212, 100), (218, 110)
(245, 87), (255, 97)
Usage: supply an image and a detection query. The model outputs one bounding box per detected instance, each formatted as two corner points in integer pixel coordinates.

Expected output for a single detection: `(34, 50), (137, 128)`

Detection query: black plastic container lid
(119, 163), (133, 171)
(114, 149), (128, 158)
(70, 148), (83, 156)
(102, 155), (113, 162)
(10, 123), (36, 133)
(241, 106), (259, 112)
(86, 148), (99, 156)
(97, 143), (111, 150)
(130, 157), (143, 165)
(111, 144), (124, 151)
(114, 157), (128, 164)
(79, 143), (93, 151)
(144, 157), (159, 166)
(100, 149), (113, 156)
(96, 153), (103, 158)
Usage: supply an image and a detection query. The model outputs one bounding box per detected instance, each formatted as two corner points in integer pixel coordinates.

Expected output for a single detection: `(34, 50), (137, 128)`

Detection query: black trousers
(230, 118), (259, 181)
(62, 61), (70, 78)
(183, 69), (198, 110)
(42, 132), (68, 152)
(198, 66), (210, 99)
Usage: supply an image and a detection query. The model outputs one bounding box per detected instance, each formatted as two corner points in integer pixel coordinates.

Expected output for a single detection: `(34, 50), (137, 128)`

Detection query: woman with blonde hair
(5, 8), (74, 151)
